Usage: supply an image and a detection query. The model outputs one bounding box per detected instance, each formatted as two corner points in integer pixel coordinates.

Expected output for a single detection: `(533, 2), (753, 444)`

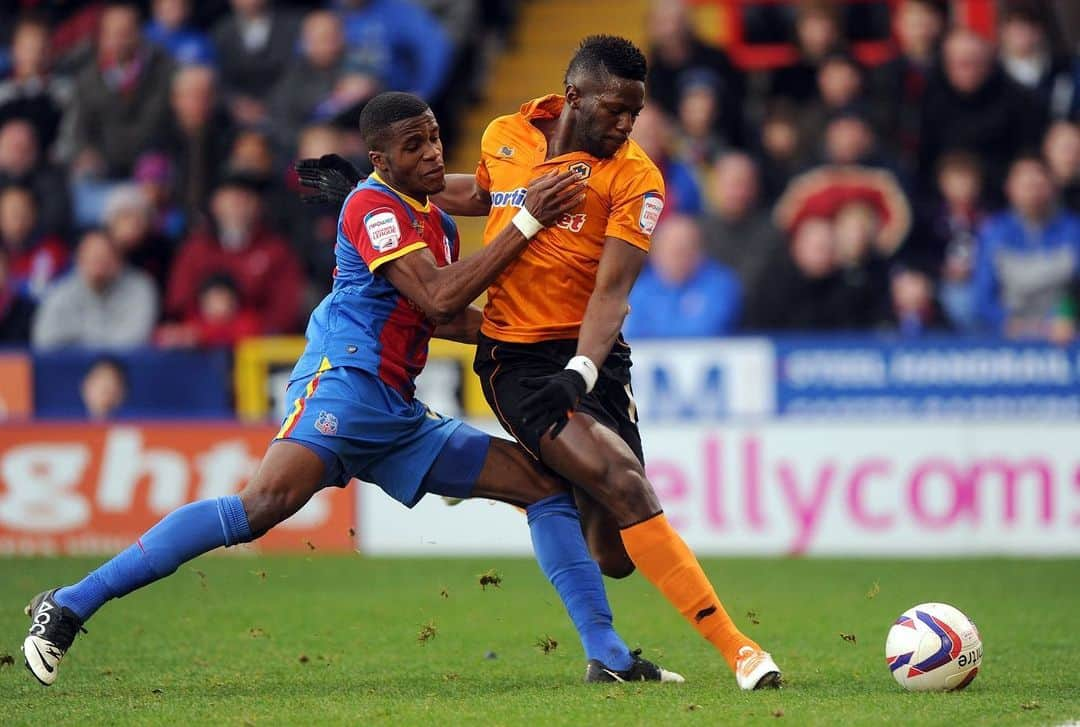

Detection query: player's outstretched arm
(381, 171), (584, 324)
(432, 173), (492, 216)
(433, 305), (483, 343)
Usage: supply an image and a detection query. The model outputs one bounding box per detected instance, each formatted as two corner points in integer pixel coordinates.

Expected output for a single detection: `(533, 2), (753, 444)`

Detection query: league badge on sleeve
(639, 192), (663, 234)
(364, 208), (402, 252)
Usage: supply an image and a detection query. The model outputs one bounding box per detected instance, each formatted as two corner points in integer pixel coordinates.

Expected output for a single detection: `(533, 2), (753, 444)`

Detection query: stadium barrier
(359, 420), (1080, 557)
(0, 423), (353, 555)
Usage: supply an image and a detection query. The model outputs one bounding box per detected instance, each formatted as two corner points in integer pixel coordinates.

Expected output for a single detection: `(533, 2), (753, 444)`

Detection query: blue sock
(526, 493), (633, 670)
(53, 496), (252, 621)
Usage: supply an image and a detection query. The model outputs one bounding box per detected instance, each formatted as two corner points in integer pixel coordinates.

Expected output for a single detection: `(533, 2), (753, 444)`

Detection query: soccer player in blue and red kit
(21, 93), (682, 687)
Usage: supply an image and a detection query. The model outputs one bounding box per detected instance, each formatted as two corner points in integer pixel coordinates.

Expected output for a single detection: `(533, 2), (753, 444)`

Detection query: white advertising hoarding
(359, 421), (1080, 556)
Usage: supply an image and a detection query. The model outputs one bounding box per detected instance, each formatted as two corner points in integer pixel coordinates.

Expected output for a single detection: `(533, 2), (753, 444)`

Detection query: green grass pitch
(0, 555), (1077, 726)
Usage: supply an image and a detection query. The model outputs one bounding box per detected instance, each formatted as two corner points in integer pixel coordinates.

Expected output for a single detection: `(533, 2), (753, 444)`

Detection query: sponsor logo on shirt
(490, 188), (527, 208)
(364, 208), (402, 252)
(556, 213), (587, 232)
(639, 192), (663, 234)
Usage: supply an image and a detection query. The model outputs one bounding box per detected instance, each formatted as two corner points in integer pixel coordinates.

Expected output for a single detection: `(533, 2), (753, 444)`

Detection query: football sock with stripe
(53, 496), (253, 621)
(620, 512), (756, 671)
(526, 493), (633, 671)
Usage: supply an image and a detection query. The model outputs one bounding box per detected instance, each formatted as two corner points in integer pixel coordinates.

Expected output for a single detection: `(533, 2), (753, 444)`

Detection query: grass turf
(0, 556), (1076, 726)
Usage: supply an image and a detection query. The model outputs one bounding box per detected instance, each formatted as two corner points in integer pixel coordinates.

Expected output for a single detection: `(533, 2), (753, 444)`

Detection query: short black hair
(359, 92), (430, 151)
(564, 35), (647, 86)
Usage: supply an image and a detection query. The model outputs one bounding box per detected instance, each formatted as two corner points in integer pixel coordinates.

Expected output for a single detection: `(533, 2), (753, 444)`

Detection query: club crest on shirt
(568, 161), (591, 180)
(364, 208), (401, 252)
(499, 145), (514, 157)
(314, 410), (339, 435)
(639, 192), (663, 234)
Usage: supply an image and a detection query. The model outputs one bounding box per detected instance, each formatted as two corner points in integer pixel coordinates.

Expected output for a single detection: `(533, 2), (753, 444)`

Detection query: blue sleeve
(971, 224), (1005, 333)
(390, 2), (452, 99)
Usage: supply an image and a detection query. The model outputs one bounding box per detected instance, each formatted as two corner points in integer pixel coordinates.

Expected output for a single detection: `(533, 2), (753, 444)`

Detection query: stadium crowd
(1, 0), (1079, 352)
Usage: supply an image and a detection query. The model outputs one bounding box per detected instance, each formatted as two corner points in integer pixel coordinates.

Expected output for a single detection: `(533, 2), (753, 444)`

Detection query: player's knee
(605, 460), (659, 521)
(239, 476), (305, 537)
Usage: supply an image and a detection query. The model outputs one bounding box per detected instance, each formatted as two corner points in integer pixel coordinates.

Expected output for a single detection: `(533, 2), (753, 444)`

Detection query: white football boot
(735, 645), (782, 690)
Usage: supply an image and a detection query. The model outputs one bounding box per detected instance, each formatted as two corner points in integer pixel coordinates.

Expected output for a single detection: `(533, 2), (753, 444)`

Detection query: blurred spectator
(630, 106), (702, 217)
(672, 70), (729, 172)
(226, 128), (291, 232)
(157, 272), (261, 348)
(133, 151), (185, 239)
(998, 4), (1080, 121)
(68, 2), (175, 179)
(103, 184), (174, 292)
(821, 109), (879, 166)
(0, 247), (35, 344)
(166, 174), (304, 333)
(0, 118), (71, 236)
(701, 152), (783, 288)
(769, 0), (844, 104)
(80, 356), (128, 420)
(624, 215), (741, 339)
(0, 14), (74, 155)
(889, 266), (948, 335)
(925, 151), (986, 332)
(755, 101), (804, 204)
(211, 0), (300, 126)
(872, 0), (948, 169)
(271, 11), (375, 154)
(801, 53), (866, 156)
(919, 28), (1046, 204)
(285, 124), (348, 299)
(145, 0), (216, 66)
(832, 200), (892, 327)
(0, 183), (68, 301)
(744, 216), (849, 330)
(973, 155), (1080, 341)
(1044, 121), (1080, 212)
(774, 159), (912, 262)
(338, 0), (453, 101)
(32, 228), (158, 350)
(645, 0), (745, 148)
(160, 64), (234, 224)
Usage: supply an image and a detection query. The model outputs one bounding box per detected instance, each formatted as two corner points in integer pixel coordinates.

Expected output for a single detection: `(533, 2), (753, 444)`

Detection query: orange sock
(620, 512), (757, 671)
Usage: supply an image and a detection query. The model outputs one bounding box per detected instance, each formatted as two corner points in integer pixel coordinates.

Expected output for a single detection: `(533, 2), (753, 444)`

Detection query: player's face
(570, 77), (645, 159)
(374, 110), (446, 199)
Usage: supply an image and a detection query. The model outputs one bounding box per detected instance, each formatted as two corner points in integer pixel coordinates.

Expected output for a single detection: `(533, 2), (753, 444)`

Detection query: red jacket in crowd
(165, 226), (305, 334)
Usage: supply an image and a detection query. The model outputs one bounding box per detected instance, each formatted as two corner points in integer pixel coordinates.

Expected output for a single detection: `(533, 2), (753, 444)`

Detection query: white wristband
(565, 355), (598, 394)
(511, 207), (543, 239)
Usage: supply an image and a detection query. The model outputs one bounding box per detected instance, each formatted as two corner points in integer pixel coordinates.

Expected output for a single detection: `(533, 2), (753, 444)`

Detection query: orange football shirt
(476, 95), (665, 343)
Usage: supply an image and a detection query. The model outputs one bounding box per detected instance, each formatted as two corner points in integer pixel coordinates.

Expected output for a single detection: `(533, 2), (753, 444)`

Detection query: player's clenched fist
(523, 170), (587, 228)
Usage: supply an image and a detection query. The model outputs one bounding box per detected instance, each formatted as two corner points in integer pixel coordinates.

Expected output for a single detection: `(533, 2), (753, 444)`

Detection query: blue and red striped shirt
(289, 173), (459, 398)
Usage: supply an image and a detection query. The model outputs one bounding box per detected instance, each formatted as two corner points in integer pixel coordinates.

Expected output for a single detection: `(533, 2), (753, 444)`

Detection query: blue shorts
(275, 365), (490, 507)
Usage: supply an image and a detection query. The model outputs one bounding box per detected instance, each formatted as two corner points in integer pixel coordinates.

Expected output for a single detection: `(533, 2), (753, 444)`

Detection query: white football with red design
(885, 602), (982, 691)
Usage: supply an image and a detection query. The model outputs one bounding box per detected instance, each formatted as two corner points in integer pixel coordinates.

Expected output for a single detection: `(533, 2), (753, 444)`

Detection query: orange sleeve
(603, 162), (666, 251)
(475, 116), (509, 192)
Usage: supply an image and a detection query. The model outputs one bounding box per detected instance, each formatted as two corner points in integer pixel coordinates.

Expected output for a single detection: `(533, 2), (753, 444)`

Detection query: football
(885, 602), (982, 691)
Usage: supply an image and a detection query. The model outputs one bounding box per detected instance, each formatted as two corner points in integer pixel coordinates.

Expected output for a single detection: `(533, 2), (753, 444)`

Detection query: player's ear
(565, 84), (582, 110)
(368, 149), (386, 175)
